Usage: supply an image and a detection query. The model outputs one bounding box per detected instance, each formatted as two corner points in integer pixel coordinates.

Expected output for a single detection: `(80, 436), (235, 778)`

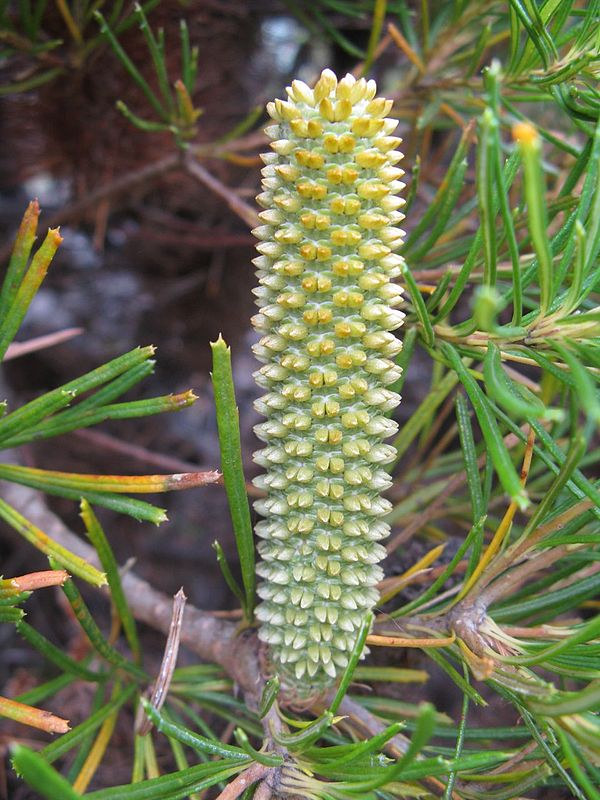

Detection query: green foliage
(210, 336), (256, 621)
(95, 6), (201, 144)
(1, 1), (600, 798)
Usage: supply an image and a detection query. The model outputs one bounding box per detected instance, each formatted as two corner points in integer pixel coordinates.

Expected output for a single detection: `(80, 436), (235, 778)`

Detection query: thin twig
(480, 547), (596, 608)
(184, 155), (259, 228)
(213, 763), (272, 800)
(72, 428), (211, 475)
(3, 328), (84, 361)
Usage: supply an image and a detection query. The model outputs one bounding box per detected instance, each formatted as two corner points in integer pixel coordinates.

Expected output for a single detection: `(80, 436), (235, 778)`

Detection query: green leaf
(362, 0), (386, 74)
(389, 324), (417, 397)
(401, 263), (435, 347)
(210, 335), (255, 620)
(0, 346), (155, 447)
(392, 369), (459, 464)
(320, 722), (404, 772)
(4, 389), (195, 448)
(14, 673), (75, 707)
(402, 123), (472, 255)
(270, 711), (334, 752)
(11, 745), (82, 800)
(552, 342), (600, 425)
(478, 109), (498, 288)
(455, 394), (484, 521)
(328, 613), (371, 714)
(212, 540), (245, 610)
(444, 669), (469, 799)
(0, 499), (106, 586)
(134, 3), (173, 112)
(17, 621), (104, 682)
(0, 227), (62, 363)
(259, 675), (280, 720)
(141, 701), (250, 760)
(483, 342), (562, 422)
(94, 10), (166, 119)
(528, 683), (600, 717)
(555, 728), (600, 800)
(233, 727), (283, 766)
(494, 569), (600, 622)
(0, 606), (24, 622)
(393, 516), (486, 618)
(115, 100), (174, 134)
(506, 614), (600, 667)
(0, 200), (39, 323)
(0, 473), (167, 524)
(81, 500), (141, 662)
(442, 343), (528, 510)
(56, 570), (146, 680)
(86, 762), (246, 800)
(349, 703), (437, 791)
(179, 19), (197, 93)
(514, 122), (554, 315)
(41, 683), (137, 763)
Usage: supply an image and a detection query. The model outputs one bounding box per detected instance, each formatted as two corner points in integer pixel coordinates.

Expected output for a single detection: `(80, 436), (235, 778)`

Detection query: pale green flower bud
(252, 70), (405, 696)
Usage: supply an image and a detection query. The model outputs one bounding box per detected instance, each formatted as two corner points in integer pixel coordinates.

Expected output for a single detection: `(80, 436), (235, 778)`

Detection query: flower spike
(252, 70), (406, 695)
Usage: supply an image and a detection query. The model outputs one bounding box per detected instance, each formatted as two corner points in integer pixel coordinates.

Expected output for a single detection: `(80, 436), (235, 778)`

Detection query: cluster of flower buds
(252, 69), (405, 693)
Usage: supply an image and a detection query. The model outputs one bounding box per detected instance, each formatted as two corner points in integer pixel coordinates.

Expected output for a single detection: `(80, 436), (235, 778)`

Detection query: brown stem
(183, 155), (259, 228)
(477, 546), (571, 608)
(213, 763), (273, 800)
(475, 498), (594, 595)
(71, 428), (208, 474)
(4, 328), (84, 361)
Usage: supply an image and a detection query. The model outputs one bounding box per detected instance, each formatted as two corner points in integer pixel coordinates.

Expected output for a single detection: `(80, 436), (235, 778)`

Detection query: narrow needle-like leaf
(0, 499), (106, 586)
(0, 227), (62, 363)
(81, 501), (140, 662)
(210, 335), (255, 619)
(0, 696), (70, 734)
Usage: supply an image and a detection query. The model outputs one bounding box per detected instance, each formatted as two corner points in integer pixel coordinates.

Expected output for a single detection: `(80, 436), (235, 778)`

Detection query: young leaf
(210, 335), (255, 619)
(0, 227), (62, 363)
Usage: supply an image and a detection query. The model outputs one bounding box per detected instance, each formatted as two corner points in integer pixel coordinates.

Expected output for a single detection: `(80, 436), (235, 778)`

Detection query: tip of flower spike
(512, 121), (538, 147)
(314, 69), (338, 103)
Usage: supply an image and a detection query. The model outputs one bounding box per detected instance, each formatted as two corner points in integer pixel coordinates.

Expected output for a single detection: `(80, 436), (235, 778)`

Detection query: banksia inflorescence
(252, 69), (405, 694)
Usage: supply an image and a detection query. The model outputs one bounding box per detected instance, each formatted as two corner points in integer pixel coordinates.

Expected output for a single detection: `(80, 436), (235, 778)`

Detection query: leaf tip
(512, 121), (538, 147)
(48, 227), (63, 246)
(210, 333), (229, 351)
